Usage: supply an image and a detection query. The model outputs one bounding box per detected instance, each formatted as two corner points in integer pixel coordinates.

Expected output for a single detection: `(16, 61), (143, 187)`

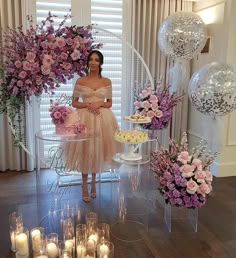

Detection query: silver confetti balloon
(158, 12), (207, 61)
(189, 62), (236, 116)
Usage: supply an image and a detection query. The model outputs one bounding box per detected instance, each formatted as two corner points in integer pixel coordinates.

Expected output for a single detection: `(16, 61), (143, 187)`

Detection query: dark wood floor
(0, 166), (236, 258)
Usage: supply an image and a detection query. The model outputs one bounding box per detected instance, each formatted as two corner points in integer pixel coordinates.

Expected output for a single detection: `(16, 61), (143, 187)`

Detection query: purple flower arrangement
(0, 12), (101, 100)
(49, 103), (72, 125)
(134, 84), (183, 130)
(0, 11), (101, 144)
(150, 133), (217, 209)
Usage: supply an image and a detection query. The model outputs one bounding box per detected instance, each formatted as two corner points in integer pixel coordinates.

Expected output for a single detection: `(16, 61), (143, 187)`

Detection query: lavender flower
(151, 132), (217, 209)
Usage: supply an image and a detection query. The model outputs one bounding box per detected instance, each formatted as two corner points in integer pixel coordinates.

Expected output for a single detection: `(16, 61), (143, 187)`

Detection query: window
(36, 0), (123, 160)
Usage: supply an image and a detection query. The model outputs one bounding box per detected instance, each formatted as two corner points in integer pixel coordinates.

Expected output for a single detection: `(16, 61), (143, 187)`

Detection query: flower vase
(164, 202), (198, 232)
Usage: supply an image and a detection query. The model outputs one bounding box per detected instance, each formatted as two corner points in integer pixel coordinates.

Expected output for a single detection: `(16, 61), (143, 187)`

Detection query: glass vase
(164, 202), (198, 232)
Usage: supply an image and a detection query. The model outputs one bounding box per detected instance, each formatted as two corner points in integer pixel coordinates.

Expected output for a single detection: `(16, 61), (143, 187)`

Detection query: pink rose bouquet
(134, 84), (183, 130)
(150, 133), (217, 209)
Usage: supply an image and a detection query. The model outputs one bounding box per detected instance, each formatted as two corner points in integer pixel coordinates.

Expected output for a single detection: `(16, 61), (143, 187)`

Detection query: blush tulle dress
(63, 84), (123, 174)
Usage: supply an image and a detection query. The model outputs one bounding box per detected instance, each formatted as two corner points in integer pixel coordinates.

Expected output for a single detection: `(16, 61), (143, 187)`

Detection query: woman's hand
(87, 102), (103, 115)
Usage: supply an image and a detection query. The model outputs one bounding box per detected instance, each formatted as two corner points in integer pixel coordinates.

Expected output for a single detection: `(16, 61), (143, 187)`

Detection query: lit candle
(10, 231), (16, 250)
(99, 243), (109, 256)
(35, 256), (48, 258)
(16, 232), (29, 255)
(87, 239), (96, 253)
(46, 242), (58, 257)
(88, 234), (98, 244)
(65, 239), (74, 252)
(31, 229), (41, 251)
(77, 244), (86, 258)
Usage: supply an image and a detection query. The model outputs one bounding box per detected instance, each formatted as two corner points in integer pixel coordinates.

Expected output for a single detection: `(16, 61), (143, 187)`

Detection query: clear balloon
(158, 12), (207, 61)
(188, 62), (236, 116)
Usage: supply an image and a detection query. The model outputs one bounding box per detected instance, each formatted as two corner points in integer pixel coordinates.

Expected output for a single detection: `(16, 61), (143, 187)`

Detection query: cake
(124, 114), (151, 123)
(50, 105), (87, 135)
(114, 130), (148, 143)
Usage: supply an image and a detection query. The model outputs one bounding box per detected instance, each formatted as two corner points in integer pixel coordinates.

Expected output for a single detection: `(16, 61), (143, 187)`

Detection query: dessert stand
(111, 118), (156, 242)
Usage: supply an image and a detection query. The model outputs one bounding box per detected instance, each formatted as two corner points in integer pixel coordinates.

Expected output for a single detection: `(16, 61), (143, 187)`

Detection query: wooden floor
(0, 166), (236, 258)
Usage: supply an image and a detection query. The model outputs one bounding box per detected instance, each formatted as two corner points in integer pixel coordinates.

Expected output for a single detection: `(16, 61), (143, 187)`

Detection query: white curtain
(125, 0), (192, 143)
(0, 0), (37, 172)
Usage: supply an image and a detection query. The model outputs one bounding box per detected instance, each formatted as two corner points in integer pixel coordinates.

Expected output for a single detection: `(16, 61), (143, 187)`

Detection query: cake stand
(115, 139), (149, 162)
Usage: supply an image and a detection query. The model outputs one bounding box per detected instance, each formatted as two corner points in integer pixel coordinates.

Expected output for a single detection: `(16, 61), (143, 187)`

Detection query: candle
(77, 244), (86, 258)
(65, 239), (74, 252)
(35, 256), (48, 258)
(87, 239), (96, 253)
(10, 231), (16, 250)
(88, 234), (98, 244)
(31, 229), (41, 251)
(16, 232), (29, 255)
(99, 243), (109, 256)
(46, 242), (58, 257)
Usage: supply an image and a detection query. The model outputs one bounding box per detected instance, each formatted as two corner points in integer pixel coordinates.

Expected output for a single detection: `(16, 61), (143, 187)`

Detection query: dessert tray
(114, 130), (149, 161)
(124, 115), (151, 124)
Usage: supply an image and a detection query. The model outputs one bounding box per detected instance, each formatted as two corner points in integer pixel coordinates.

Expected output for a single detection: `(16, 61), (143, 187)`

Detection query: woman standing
(64, 50), (123, 202)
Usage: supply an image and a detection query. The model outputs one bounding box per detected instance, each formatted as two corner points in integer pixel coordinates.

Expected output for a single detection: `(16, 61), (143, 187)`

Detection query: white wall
(189, 0), (236, 177)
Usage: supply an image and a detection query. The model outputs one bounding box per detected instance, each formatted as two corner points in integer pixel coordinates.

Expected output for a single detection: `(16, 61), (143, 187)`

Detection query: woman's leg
(82, 174), (90, 202)
(91, 173), (97, 198)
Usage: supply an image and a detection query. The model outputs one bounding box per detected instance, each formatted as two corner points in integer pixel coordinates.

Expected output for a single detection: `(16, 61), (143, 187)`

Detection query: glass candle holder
(15, 227), (29, 256)
(46, 233), (59, 258)
(85, 212), (97, 231)
(59, 240), (74, 256)
(76, 240), (86, 258)
(9, 211), (23, 252)
(62, 218), (74, 241)
(97, 241), (114, 258)
(31, 227), (45, 253)
(76, 224), (87, 245)
(97, 223), (110, 242)
(32, 237), (47, 257)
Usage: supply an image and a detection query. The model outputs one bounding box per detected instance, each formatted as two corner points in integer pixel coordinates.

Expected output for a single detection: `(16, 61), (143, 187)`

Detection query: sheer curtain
(0, 0), (36, 172)
(125, 0), (192, 142)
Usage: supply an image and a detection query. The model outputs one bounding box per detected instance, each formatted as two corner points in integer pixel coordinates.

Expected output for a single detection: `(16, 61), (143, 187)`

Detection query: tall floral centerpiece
(134, 84), (183, 132)
(150, 133), (217, 209)
(0, 12), (102, 144)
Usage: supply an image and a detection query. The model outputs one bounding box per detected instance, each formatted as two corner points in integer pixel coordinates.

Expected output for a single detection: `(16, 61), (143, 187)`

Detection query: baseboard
(212, 161), (236, 177)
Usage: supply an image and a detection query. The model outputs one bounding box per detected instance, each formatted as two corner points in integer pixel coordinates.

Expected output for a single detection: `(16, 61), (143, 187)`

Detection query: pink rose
(180, 164), (195, 177)
(141, 100), (150, 110)
(41, 65), (51, 75)
(151, 103), (159, 110)
(192, 158), (202, 170)
(23, 61), (32, 71)
(16, 80), (23, 87)
(147, 110), (155, 118)
(70, 49), (81, 61)
(56, 37), (66, 48)
(0, 78), (3, 84)
(19, 71), (26, 79)
(43, 54), (54, 65)
(186, 179), (199, 194)
(149, 94), (158, 103)
(194, 170), (206, 183)
(14, 60), (22, 68)
(53, 111), (62, 119)
(197, 183), (211, 197)
(177, 151), (191, 164)
(155, 110), (163, 118)
(205, 170), (213, 182)
(134, 101), (142, 108)
(26, 52), (36, 62)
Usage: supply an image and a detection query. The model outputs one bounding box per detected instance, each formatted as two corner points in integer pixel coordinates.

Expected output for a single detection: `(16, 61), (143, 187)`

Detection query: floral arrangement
(49, 103), (73, 125)
(0, 12), (101, 144)
(49, 94), (87, 135)
(134, 84), (183, 130)
(150, 133), (217, 209)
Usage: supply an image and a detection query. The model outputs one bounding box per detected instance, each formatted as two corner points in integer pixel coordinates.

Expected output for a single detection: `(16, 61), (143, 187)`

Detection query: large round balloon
(189, 62), (236, 116)
(158, 12), (207, 61)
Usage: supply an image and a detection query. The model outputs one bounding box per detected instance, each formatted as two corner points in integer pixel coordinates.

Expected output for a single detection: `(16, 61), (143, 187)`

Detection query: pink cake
(50, 106), (87, 135)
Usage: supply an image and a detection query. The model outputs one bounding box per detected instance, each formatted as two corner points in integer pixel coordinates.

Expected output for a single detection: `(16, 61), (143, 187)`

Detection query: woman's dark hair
(86, 50), (104, 77)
